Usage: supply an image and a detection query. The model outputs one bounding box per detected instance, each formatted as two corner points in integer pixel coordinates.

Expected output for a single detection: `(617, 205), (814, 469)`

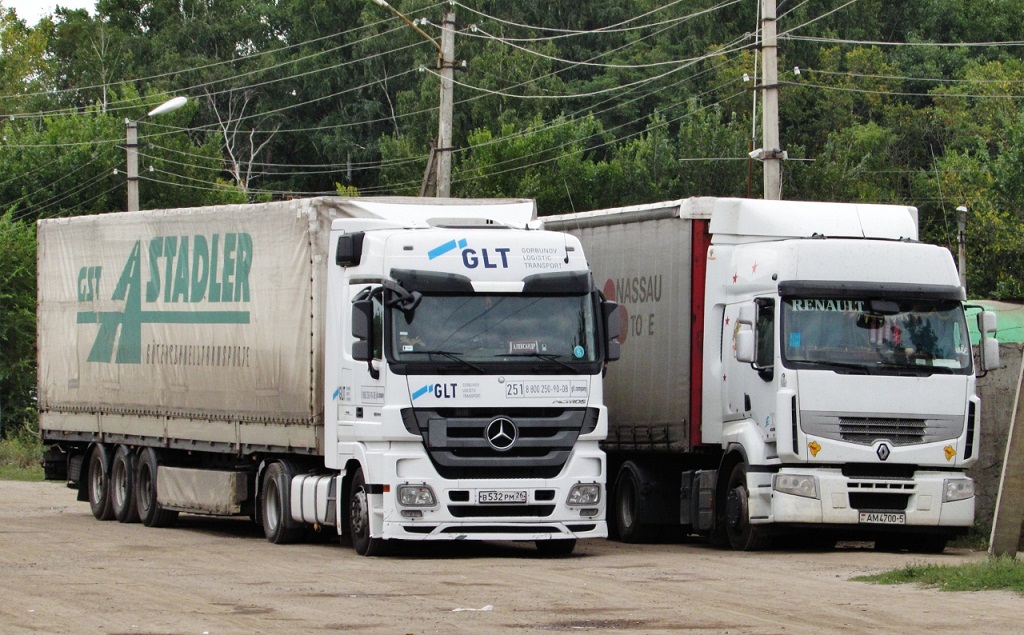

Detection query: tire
(87, 445), (115, 521)
(261, 462), (305, 544)
(724, 463), (773, 551)
(111, 445), (140, 523)
(134, 448), (178, 528)
(613, 463), (658, 543)
(913, 534), (950, 554)
(535, 539), (576, 557)
(349, 468), (387, 556)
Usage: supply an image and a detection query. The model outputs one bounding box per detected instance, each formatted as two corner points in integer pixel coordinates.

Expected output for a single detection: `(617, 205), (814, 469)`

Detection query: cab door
(723, 298), (778, 441)
(348, 285), (387, 440)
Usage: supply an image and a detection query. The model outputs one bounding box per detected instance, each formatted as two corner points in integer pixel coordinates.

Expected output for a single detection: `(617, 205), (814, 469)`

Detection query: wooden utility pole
(436, 9), (455, 198)
(990, 355), (1024, 557)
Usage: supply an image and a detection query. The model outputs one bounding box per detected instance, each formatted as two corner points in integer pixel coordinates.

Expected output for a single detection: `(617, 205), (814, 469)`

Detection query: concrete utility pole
(956, 206), (968, 292)
(760, 0), (783, 200)
(371, 0), (455, 198)
(126, 120), (139, 212)
(125, 96), (188, 212)
(436, 9), (456, 198)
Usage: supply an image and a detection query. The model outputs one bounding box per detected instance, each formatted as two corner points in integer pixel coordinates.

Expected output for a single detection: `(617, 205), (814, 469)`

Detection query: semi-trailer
(39, 196), (620, 556)
(545, 197), (998, 551)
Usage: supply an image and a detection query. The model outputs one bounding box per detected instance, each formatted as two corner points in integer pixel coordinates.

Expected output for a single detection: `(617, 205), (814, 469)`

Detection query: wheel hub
(726, 486), (748, 530)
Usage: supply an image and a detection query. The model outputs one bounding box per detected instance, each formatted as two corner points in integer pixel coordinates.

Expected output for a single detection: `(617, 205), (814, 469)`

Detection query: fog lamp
(397, 484), (437, 507)
(773, 473), (819, 499)
(567, 483), (601, 506)
(943, 478), (974, 503)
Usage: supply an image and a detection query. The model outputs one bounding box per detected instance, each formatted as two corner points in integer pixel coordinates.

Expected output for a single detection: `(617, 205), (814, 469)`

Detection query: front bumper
(750, 467), (974, 529)
(371, 444), (607, 542)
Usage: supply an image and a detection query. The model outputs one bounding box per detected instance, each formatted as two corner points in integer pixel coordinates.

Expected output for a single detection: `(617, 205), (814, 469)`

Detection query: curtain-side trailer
(545, 197), (999, 552)
(39, 197), (620, 556)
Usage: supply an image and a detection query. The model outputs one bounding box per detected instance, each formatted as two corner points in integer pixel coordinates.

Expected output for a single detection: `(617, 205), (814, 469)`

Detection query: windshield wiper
(403, 350), (485, 373)
(800, 360), (871, 374)
(501, 352), (577, 372)
(873, 362), (954, 376)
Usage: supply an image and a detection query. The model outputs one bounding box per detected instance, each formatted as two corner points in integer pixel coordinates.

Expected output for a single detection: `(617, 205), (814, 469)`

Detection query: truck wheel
(725, 463), (772, 551)
(135, 448), (178, 528)
(261, 462), (304, 544)
(349, 468), (387, 556)
(613, 462), (658, 543)
(111, 445), (140, 523)
(535, 539), (576, 556)
(87, 445), (115, 521)
(914, 534), (949, 554)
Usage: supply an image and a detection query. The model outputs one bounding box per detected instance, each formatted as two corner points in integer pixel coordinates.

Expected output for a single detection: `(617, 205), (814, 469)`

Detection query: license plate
(859, 512), (906, 525)
(478, 490), (528, 504)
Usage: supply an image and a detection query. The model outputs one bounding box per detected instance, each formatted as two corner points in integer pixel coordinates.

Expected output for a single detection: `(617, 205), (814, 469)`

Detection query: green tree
(0, 211), (37, 437)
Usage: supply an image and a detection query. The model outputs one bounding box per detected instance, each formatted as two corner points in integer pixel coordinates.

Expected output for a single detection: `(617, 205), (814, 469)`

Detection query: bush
(0, 427), (43, 480)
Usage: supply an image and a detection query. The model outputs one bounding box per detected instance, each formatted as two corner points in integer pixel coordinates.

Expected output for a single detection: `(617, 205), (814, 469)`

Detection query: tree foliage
(3, 0), (1024, 432)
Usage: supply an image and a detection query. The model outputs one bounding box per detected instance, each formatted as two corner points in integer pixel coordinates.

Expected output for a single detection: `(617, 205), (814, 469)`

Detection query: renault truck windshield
(781, 297), (971, 375)
(390, 293), (599, 370)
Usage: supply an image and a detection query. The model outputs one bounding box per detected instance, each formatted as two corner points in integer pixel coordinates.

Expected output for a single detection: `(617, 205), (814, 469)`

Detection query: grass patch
(855, 557), (1024, 594)
(0, 431), (44, 481)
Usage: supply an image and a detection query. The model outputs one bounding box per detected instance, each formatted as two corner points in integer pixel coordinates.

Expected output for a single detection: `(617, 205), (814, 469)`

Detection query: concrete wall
(970, 342), (1023, 537)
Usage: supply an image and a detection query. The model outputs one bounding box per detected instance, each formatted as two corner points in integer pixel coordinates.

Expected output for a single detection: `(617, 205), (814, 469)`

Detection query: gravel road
(1, 480), (1020, 634)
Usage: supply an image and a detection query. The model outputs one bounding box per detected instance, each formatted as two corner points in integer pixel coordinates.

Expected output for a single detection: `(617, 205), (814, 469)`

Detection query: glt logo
(77, 233), (252, 364)
(412, 383), (458, 400)
(427, 238), (510, 269)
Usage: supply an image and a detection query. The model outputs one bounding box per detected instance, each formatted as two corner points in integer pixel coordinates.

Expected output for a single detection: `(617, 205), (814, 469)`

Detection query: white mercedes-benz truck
(545, 197), (998, 552)
(39, 197), (619, 556)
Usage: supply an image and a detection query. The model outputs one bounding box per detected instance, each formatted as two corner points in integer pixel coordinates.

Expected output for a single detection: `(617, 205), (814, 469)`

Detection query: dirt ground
(1, 480), (1021, 634)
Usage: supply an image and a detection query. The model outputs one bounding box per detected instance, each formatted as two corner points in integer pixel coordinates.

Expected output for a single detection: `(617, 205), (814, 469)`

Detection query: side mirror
(736, 329), (755, 363)
(602, 301), (621, 362)
(351, 299), (373, 362)
(737, 304), (755, 327)
(978, 310), (997, 336)
(978, 310), (1000, 372)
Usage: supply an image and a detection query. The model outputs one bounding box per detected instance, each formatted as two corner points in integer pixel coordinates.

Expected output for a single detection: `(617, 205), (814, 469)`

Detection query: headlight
(943, 478), (974, 503)
(397, 484), (437, 507)
(773, 473), (819, 499)
(567, 483), (601, 506)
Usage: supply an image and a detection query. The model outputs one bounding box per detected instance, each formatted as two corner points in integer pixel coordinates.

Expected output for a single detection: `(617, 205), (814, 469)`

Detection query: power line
(784, 35), (1024, 48)
(453, 0), (742, 43)
(0, 3), (443, 106)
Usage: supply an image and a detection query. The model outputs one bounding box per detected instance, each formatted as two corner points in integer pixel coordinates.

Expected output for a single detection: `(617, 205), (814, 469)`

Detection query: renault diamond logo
(485, 417), (518, 452)
(876, 443), (891, 461)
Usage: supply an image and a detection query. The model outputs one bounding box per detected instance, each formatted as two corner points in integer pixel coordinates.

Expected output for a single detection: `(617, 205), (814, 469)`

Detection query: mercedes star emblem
(485, 417), (518, 452)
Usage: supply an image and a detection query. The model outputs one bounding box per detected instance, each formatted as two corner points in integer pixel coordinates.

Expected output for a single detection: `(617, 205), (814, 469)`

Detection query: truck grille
(402, 407), (598, 479)
(839, 417), (925, 445)
(801, 411), (963, 447)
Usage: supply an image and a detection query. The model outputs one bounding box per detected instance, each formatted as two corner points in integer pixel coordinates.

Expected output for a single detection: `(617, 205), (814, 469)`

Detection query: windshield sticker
(573, 345), (585, 359)
(509, 340), (538, 353)
(789, 332), (802, 348)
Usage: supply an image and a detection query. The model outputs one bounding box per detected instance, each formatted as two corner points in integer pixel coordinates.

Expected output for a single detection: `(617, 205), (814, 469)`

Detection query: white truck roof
(544, 197), (919, 243)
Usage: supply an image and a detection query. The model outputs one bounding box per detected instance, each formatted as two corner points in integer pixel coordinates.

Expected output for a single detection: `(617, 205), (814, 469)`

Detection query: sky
(4, 0), (95, 24)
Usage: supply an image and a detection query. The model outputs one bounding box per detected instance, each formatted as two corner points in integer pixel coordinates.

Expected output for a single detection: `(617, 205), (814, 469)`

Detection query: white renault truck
(38, 197), (619, 556)
(545, 197), (998, 552)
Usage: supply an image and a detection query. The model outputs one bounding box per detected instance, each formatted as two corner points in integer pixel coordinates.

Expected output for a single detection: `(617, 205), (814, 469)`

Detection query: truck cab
(324, 201), (620, 555)
(704, 200), (998, 550)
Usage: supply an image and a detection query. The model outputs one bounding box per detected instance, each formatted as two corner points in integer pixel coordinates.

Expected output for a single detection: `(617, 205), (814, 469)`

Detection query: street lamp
(126, 96), (188, 211)
(956, 205), (968, 293)
(371, 0), (455, 198)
